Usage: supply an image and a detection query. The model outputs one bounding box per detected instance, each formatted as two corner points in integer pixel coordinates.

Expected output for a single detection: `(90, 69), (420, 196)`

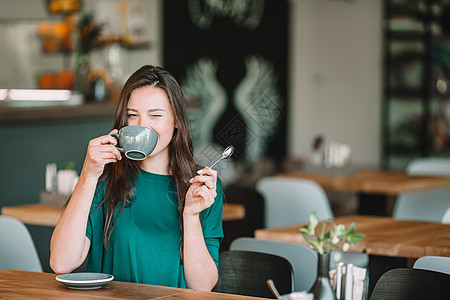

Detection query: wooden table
(0, 269), (263, 299)
(278, 169), (450, 195)
(278, 169), (450, 215)
(1, 203), (245, 226)
(255, 215), (450, 259)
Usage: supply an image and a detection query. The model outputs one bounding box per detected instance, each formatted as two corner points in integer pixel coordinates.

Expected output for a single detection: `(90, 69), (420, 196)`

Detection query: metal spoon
(266, 279), (281, 299)
(209, 146), (234, 169)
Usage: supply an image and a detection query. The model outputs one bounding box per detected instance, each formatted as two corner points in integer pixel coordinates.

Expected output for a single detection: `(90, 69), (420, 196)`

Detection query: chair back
(442, 207), (450, 224)
(0, 215), (43, 272)
(413, 256), (450, 275)
(393, 188), (450, 222)
(213, 250), (292, 298)
(221, 183), (264, 250)
(230, 237), (317, 292)
(369, 268), (450, 300)
(393, 158), (450, 222)
(255, 176), (369, 269)
(256, 176), (333, 228)
(407, 157), (450, 176)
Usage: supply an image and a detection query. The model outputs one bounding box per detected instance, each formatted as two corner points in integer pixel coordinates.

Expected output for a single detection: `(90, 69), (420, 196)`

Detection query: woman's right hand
(81, 129), (122, 179)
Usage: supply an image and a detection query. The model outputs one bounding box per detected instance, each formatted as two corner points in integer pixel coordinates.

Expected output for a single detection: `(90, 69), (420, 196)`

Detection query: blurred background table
(1, 203), (245, 226)
(277, 168), (450, 215)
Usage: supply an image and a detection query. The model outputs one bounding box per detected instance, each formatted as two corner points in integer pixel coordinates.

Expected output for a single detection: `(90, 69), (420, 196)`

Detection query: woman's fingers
(185, 167), (219, 216)
(89, 129), (119, 146)
(189, 167), (217, 189)
(193, 184), (217, 198)
(190, 186), (215, 208)
(197, 167), (217, 178)
(100, 131), (119, 145)
(100, 144), (122, 160)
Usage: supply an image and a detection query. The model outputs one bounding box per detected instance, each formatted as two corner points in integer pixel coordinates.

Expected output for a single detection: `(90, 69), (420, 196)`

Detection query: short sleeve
(200, 178), (224, 269)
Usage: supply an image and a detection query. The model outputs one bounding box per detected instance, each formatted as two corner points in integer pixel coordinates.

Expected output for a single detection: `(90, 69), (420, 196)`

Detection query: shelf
(386, 30), (427, 40)
(0, 102), (116, 125)
(386, 30), (448, 42)
(388, 145), (421, 155)
(382, 0), (450, 166)
(385, 86), (424, 98)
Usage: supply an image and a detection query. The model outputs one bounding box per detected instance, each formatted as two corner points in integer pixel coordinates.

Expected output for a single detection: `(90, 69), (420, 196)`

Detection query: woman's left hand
(184, 167), (217, 216)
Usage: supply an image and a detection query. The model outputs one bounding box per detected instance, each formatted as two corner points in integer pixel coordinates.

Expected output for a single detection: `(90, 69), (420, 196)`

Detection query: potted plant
(300, 212), (364, 300)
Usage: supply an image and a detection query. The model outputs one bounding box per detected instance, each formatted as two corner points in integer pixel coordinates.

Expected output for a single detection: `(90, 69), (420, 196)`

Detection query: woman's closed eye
(127, 113), (138, 118)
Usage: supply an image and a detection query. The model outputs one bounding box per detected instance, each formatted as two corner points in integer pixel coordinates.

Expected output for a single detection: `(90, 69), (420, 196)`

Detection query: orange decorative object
(48, 0), (80, 14)
(37, 17), (76, 53)
(39, 73), (54, 89)
(39, 70), (75, 90)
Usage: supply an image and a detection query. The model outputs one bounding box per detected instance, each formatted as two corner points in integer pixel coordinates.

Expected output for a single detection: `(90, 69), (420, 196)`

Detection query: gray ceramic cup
(110, 126), (158, 160)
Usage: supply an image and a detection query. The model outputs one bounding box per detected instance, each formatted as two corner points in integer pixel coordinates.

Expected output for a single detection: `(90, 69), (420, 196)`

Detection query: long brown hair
(99, 65), (196, 248)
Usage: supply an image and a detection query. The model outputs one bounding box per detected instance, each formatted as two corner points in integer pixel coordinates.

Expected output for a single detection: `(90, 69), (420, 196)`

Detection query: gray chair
(230, 237), (317, 292)
(406, 157), (450, 176)
(256, 176), (333, 228)
(393, 188), (450, 222)
(213, 250), (293, 298)
(0, 215), (43, 272)
(393, 158), (450, 222)
(369, 268), (450, 300)
(256, 176), (369, 269)
(413, 256), (450, 275)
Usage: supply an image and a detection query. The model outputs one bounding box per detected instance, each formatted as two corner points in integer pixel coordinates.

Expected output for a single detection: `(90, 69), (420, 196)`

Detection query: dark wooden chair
(213, 250), (292, 299)
(221, 183), (265, 250)
(369, 268), (450, 300)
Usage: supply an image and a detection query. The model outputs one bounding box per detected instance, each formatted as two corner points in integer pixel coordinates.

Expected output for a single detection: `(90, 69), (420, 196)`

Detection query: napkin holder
(329, 263), (368, 300)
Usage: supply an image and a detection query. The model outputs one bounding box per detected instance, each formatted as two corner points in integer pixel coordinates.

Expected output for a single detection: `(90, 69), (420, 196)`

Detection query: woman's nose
(137, 118), (153, 129)
(136, 117), (147, 127)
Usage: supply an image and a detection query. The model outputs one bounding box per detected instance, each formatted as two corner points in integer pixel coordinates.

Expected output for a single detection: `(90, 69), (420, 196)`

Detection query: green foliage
(64, 161), (75, 170)
(299, 212), (364, 255)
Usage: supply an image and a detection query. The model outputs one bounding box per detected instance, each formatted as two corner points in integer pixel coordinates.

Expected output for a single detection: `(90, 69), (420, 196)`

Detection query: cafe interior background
(2, 0), (449, 272)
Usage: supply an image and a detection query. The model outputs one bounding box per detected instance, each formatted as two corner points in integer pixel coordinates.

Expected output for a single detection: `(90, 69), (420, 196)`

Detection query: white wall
(288, 0), (383, 166)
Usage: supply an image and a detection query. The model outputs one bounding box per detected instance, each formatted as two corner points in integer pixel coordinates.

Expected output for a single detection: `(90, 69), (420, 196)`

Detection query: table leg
(357, 193), (394, 216)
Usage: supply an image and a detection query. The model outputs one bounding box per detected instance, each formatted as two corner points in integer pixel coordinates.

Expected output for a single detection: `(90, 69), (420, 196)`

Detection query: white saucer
(56, 272), (114, 289)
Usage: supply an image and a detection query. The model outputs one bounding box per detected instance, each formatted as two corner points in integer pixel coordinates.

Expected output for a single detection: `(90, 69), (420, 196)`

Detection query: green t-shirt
(85, 169), (224, 288)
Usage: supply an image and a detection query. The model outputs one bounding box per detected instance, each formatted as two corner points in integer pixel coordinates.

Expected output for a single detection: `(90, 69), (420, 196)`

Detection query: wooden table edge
(1, 202), (245, 226)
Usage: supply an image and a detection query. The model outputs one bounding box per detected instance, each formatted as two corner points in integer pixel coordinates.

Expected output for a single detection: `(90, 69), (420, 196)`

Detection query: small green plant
(299, 212), (364, 256)
(64, 161), (75, 170)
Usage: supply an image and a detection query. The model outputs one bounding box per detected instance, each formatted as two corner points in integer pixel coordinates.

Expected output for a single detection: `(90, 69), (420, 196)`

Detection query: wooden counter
(1, 203), (245, 226)
(0, 102), (116, 124)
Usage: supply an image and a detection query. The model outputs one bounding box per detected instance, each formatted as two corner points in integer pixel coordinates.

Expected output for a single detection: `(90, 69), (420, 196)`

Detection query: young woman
(50, 65), (223, 291)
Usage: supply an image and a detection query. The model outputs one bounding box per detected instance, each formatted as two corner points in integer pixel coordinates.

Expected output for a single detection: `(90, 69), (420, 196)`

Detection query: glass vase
(309, 253), (337, 300)
(75, 52), (90, 101)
